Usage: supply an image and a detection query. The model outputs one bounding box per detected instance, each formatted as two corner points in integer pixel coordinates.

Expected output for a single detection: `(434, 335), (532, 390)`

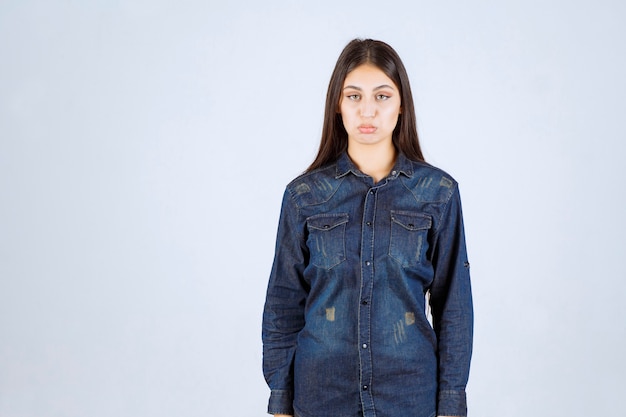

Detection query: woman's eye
(376, 94), (390, 100)
(347, 94), (360, 100)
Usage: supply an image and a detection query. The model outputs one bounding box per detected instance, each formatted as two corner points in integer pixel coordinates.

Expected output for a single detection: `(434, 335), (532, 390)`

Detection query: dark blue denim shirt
(262, 153), (473, 417)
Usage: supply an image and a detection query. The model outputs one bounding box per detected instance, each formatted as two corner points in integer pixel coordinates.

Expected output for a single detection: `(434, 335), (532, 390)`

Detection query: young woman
(262, 39), (473, 417)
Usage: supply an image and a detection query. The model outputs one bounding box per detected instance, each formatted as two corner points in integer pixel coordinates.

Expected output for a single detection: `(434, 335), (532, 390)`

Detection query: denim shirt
(262, 153), (473, 417)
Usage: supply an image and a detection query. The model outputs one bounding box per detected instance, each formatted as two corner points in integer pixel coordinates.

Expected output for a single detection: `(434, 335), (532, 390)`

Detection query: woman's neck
(347, 142), (397, 183)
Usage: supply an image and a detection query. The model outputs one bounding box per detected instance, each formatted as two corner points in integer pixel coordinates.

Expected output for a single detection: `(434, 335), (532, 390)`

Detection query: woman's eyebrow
(343, 84), (396, 91)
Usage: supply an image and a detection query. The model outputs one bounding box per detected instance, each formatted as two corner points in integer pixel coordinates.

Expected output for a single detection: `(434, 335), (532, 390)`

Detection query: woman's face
(339, 64), (402, 149)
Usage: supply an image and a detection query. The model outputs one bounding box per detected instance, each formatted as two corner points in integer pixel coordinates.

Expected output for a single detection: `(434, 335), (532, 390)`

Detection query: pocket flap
(306, 213), (349, 231)
(390, 211), (431, 231)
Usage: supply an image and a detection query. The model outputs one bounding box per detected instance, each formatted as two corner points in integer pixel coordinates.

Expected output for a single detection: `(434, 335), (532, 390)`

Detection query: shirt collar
(335, 151), (414, 179)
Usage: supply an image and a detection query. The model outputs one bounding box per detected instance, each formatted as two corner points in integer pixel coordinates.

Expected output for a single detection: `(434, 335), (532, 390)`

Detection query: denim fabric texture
(262, 153), (473, 417)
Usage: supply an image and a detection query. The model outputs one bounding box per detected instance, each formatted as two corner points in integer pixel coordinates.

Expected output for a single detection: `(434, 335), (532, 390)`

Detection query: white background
(1, 1), (625, 416)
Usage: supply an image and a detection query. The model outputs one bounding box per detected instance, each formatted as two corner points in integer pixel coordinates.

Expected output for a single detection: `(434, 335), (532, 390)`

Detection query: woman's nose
(360, 99), (375, 118)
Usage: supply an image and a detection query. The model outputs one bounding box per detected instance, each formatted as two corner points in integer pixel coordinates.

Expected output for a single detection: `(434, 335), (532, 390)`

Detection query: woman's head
(308, 39), (423, 171)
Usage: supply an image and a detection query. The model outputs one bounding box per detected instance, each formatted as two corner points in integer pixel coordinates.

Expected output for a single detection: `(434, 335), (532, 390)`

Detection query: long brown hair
(307, 38), (424, 172)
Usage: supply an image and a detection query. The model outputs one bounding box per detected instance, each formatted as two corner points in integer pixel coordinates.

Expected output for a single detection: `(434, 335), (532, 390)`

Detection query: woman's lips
(358, 125), (377, 134)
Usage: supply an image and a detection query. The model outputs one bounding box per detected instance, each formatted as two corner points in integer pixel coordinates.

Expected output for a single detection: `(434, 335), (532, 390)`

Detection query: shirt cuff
(437, 389), (467, 416)
(268, 389), (294, 415)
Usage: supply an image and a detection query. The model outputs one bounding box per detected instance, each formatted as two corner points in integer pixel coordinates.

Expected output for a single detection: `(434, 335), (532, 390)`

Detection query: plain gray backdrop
(1, 1), (625, 416)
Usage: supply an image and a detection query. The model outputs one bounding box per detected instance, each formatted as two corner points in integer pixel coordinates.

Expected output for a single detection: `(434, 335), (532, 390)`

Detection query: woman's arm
(429, 185), (474, 417)
(262, 189), (308, 416)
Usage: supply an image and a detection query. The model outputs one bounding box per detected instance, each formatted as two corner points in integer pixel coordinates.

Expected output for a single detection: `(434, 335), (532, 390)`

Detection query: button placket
(358, 186), (377, 414)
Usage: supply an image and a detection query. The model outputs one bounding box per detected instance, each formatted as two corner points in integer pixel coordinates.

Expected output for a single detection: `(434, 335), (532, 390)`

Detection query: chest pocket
(306, 213), (349, 270)
(389, 211), (432, 268)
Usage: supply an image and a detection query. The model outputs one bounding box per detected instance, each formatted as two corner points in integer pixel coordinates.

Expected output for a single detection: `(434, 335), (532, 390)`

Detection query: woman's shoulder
(402, 157), (460, 203)
(283, 162), (342, 208)
(409, 158), (457, 181)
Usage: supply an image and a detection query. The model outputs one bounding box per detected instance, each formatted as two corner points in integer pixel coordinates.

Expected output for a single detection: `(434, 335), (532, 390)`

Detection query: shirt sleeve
(429, 184), (474, 417)
(262, 189), (309, 415)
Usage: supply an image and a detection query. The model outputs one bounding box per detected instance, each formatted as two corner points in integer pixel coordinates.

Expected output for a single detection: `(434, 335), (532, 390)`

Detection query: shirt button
(369, 190), (375, 194)
(365, 261), (371, 266)
(362, 344), (367, 349)
(391, 170), (397, 176)
(363, 385), (368, 391)
(361, 300), (368, 305)
(366, 221), (372, 226)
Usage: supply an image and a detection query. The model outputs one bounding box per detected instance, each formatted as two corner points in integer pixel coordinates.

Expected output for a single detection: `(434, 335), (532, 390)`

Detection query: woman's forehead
(343, 64), (398, 90)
